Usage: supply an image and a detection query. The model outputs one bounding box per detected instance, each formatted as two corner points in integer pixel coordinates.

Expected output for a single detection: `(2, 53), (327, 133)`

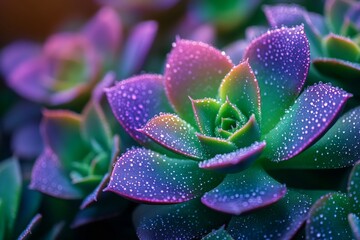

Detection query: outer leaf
(264, 4), (324, 57)
(201, 165), (286, 215)
(30, 149), (84, 199)
(118, 21), (158, 78)
(349, 213), (360, 240)
(133, 199), (230, 240)
(306, 193), (353, 239)
(244, 25), (310, 134)
(323, 34), (360, 62)
(83, 7), (122, 55)
(191, 98), (221, 136)
(106, 74), (173, 148)
(325, 0), (353, 33)
(138, 114), (206, 159)
(228, 190), (312, 240)
(202, 226), (234, 240)
(105, 148), (223, 204)
(313, 58), (360, 82)
(0, 158), (21, 237)
(18, 214), (42, 240)
(197, 133), (237, 157)
(218, 61), (261, 123)
(164, 39), (233, 125)
(264, 84), (351, 162)
(268, 107), (360, 169)
(198, 141), (265, 174)
(348, 161), (360, 213)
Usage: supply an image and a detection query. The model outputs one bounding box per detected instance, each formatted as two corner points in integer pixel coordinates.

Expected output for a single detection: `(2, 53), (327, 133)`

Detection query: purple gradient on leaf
(164, 39), (233, 125)
(106, 74), (173, 147)
(199, 141), (265, 173)
(138, 113), (206, 159)
(264, 83), (351, 162)
(12, 123), (43, 159)
(349, 213), (360, 240)
(105, 148), (223, 204)
(83, 7), (122, 55)
(201, 166), (286, 215)
(244, 25), (310, 133)
(0, 41), (40, 76)
(119, 21), (158, 78)
(30, 149), (83, 199)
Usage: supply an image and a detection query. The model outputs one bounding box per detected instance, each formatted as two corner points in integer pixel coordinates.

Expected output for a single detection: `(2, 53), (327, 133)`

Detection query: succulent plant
(263, 0), (360, 97)
(105, 25), (360, 239)
(0, 7), (157, 106)
(0, 158), (41, 240)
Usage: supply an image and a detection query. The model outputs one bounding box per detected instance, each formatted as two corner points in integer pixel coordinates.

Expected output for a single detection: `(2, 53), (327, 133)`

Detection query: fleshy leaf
(264, 4), (323, 57)
(18, 214), (42, 240)
(42, 110), (89, 169)
(164, 39), (233, 125)
(228, 190), (312, 240)
(0, 158), (21, 237)
(306, 193), (353, 239)
(105, 148), (223, 204)
(325, 0), (353, 33)
(313, 58), (360, 82)
(133, 199), (230, 240)
(191, 98), (221, 136)
(197, 133), (237, 157)
(83, 7), (122, 55)
(81, 173), (110, 209)
(268, 106), (360, 169)
(323, 34), (360, 62)
(244, 25), (310, 133)
(202, 226), (234, 240)
(198, 141), (265, 174)
(138, 114), (206, 159)
(348, 161), (360, 213)
(118, 21), (158, 78)
(264, 83), (351, 162)
(218, 61), (261, 123)
(201, 165), (286, 215)
(349, 213), (360, 240)
(30, 149), (84, 199)
(229, 114), (260, 148)
(106, 74), (174, 148)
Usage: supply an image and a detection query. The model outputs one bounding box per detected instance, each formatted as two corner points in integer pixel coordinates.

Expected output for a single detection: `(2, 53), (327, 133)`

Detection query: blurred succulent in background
(0, 158), (41, 240)
(264, 0), (360, 97)
(105, 24), (360, 239)
(0, 6), (157, 106)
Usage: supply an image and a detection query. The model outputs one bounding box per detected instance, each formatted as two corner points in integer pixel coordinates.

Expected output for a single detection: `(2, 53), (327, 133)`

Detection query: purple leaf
(11, 123), (43, 159)
(191, 98), (221, 136)
(228, 190), (312, 240)
(197, 133), (237, 157)
(268, 107), (360, 169)
(83, 7), (122, 55)
(264, 84), (351, 162)
(201, 166), (286, 215)
(198, 141), (265, 173)
(133, 199), (230, 240)
(349, 213), (360, 240)
(41, 110), (89, 169)
(138, 114), (206, 159)
(244, 25), (310, 134)
(218, 61), (261, 124)
(104, 148), (223, 204)
(0, 41), (40, 76)
(348, 161), (360, 213)
(30, 149), (83, 199)
(164, 39), (233, 125)
(119, 21), (158, 78)
(106, 74), (173, 148)
(306, 193), (353, 239)
(18, 214), (42, 240)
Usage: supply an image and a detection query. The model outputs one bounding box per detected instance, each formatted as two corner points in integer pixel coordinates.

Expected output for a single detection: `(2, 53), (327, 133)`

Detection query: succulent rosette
(0, 6), (157, 106)
(0, 158), (42, 239)
(105, 24), (360, 239)
(264, 0), (360, 97)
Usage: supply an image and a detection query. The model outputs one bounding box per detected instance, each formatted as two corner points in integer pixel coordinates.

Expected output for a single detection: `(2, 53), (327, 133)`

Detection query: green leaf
(191, 98), (221, 136)
(0, 158), (22, 238)
(197, 133), (237, 157)
(228, 114), (260, 148)
(202, 226), (234, 240)
(348, 161), (360, 213)
(323, 34), (360, 62)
